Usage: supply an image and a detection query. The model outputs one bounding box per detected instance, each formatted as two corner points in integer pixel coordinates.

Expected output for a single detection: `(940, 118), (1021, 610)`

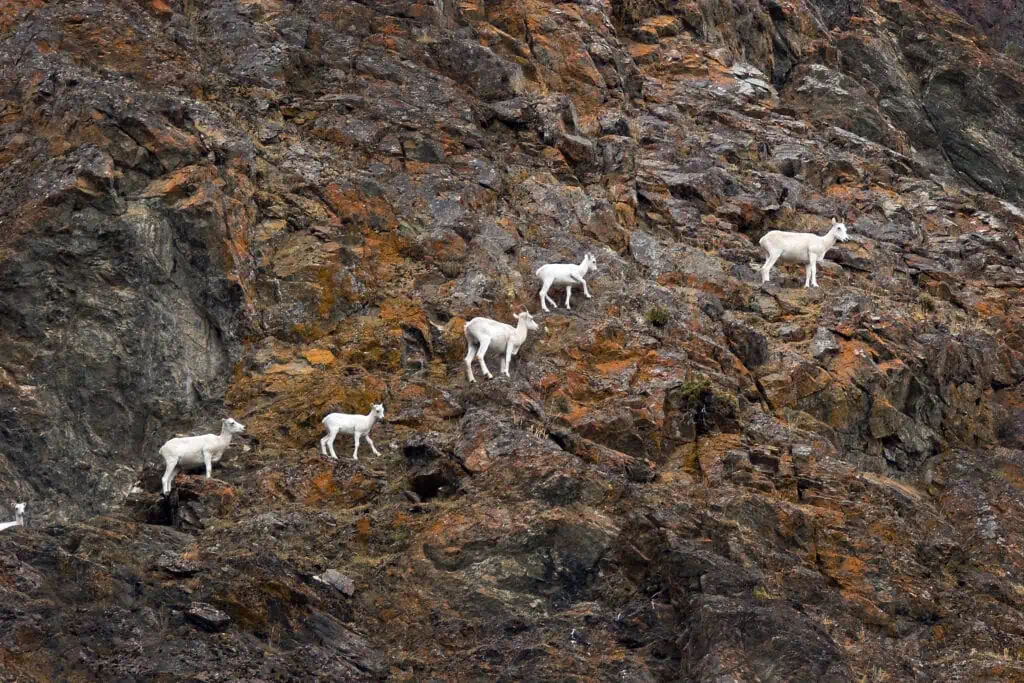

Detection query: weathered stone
(314, 569), (356, 597)
(809, 326), (840, 358)
(185, 602), (231, 632)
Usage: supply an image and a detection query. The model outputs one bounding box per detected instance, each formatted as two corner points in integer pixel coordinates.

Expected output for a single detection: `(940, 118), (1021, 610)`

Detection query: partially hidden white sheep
(320, 404), (385, 460)
(463, 311), (540, 383)
(0, 503), (25, 532)
(535, 253), (597, 313)
(759, 218), (850, 288)
(159, 418), (246, 495)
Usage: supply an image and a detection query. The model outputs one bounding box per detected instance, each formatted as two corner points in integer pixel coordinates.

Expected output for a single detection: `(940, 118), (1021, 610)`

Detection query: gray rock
(314, 569), (356, 597)
(185, 602), (231, 632)
(810, 327), (840, 359)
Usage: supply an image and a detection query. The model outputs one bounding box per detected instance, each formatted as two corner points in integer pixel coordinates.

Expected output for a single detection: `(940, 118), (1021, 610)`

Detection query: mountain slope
(1, 0), (1024, 680)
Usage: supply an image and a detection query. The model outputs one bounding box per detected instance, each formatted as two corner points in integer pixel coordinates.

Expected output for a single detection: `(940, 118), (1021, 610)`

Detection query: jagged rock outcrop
(2, 0), (1024, 680)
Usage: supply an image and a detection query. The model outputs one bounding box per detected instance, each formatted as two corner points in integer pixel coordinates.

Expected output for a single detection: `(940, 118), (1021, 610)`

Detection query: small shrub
(753, 586), (773, 600)
(646, 306), (669, 327)
(439, 260), (462, 279)
(919, 292), (937, 312)
(611, 0), (669, 26)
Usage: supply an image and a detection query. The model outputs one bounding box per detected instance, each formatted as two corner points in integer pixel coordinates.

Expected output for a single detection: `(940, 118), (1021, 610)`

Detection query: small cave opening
(411, 470), (452, 502)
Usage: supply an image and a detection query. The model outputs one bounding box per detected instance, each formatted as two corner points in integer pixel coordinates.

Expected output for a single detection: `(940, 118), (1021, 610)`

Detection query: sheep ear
(832, 217), (838, 225)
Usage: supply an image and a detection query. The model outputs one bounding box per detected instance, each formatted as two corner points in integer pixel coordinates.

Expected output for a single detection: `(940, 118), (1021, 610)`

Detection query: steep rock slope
(1, 0), (1024, 680)
(938, 0), (1024, 52)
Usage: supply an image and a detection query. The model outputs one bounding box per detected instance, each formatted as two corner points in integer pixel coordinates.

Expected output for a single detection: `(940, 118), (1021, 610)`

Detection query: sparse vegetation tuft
(646, 306), (669, 327)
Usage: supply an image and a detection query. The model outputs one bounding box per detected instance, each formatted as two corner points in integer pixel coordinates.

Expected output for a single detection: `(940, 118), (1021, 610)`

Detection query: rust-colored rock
(2, 0), (1024, 680)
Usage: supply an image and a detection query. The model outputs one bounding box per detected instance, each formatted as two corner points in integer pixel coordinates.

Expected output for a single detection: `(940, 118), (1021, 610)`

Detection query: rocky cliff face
(937, 0), (1024, 52)
(2, 0), (1024, 680)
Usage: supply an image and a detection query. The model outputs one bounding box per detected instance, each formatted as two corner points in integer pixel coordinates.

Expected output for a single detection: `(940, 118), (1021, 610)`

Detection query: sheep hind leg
(365, 435), (381, 457)
(475, 337), (493, 378)
(161, 459), (177, 496)
(565, 286), (572, 310)
(323, 428), (340, 459)
(464, 341), (478, 383)
(761, 251), (780, 284)
(539, 280), (556, 312)
(352, 433), (360, 460)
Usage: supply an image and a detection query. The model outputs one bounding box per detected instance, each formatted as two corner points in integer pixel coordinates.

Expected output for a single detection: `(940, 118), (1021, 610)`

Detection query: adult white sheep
(0, 503), (26, 532)
(536, 253), (597, 313)
(463, 310), (540, 383)
(759, 218), (850, 288)
(159, 418), (246, 495)
(320, 404), (385, 460)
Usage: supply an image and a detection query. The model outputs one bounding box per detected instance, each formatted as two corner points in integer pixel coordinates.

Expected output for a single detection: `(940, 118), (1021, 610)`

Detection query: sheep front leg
(811, 255), (819, 287)
(204, 449), (214, 479)
(502, 344), (514, 377)
(475, 337), (493, 378)
(352, 433), (361, 460)
(804, 254), (815, 288)
(365, 435), (381, 457)
(573, 274), (592, 299)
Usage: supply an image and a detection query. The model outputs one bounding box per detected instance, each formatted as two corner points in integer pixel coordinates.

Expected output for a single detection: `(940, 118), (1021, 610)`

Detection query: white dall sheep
(159, 417), (246, 495)
(320, 404), (385, 460)
(0, 503), (26, 532)
(536, 253), (597, 313)
(759, 218), (850, 288)
(463, 311), (540, 383)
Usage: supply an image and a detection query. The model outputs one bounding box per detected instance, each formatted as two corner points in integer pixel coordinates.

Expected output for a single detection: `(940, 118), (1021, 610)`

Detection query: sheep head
(373, 404), (385, 419)
(223, 417), (246, 435)
(831, 218), (850, 242)
(516, 311), (540, 331)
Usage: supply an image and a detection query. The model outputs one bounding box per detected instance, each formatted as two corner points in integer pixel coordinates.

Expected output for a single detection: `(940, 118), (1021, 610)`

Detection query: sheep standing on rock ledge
(159, 418), (246, 495)
(0, 503), (26, 532)
(536, 253), (597, 313)
(464, 311), (540, 383)
(321, 404), (385, 461)
(759, 218), (850, 288)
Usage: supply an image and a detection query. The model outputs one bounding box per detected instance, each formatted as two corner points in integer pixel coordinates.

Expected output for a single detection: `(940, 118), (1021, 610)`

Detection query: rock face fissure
(1, 0), (1024, 680)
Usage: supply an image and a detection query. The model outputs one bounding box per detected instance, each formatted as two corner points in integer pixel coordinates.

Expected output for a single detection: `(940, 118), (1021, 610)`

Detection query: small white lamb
(759, 218), (850, 287)
(159, 417), (246, 495)
(320, 404), (385, 460)
(535, 253), (597, 313)
(463, 311), (540, 383)
(0, 503), (26, 532)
